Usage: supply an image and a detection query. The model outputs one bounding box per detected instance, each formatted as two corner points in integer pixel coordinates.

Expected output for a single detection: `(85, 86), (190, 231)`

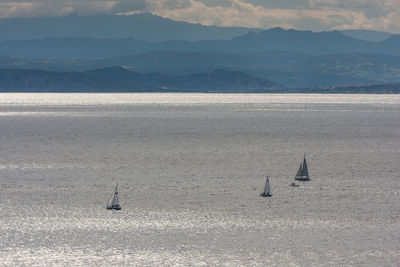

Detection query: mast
(302, 154), (309, 177)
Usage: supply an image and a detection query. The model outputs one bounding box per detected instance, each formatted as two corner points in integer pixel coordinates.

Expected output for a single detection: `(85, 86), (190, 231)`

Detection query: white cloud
(143, 0), (400, 33)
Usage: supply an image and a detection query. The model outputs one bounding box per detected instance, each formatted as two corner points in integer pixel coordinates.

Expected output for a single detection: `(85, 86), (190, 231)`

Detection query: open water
(0, 93), (399, 266)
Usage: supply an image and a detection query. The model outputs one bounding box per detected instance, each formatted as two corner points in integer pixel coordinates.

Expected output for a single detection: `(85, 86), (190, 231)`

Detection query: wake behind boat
(106, 184), (121, 210)
(295, 153), (310, 181)
(260, 176), (272, 197)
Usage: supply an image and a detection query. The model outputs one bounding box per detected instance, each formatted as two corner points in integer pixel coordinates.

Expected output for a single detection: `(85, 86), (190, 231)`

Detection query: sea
(0, 93), (399, 266)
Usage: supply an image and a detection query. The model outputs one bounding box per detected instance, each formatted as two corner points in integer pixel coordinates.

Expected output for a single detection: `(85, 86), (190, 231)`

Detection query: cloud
(144, 0), (400, 33)
(0, 1), (119, 17)
(111, 0), (146, 13)
(0, 0), (399, 33)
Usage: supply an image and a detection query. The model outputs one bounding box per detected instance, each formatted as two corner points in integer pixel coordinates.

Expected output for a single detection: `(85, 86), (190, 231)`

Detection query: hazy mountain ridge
(0, 13), (259, 42)
(1, 67), (399, 93)
(0, 51), (310, 72)
(1, 28), (399, 59)
(0, 13), (394, 43)
(229, 28), (373, 54)
(296, 54), (400, 82)
(0, 37), (153, 59)
(0, 67), (286, 92)
(304, 83), (400, 93)
(1, 14), (399, 90)
(2, 51), (399, 88)
(340, 30), (392, 42)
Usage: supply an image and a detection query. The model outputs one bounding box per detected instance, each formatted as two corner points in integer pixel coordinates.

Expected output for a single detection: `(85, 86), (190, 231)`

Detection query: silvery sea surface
(0, 93), (399, 266)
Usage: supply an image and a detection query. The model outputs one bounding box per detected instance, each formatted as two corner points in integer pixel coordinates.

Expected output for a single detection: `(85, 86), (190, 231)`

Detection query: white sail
(261, 176), (272, 197)
(296, 164), (303, 177)
(112, 193), (119, 206)
(106, 192), (115, 208)
(295, 153), (310, 181)
(106, 184), (121, 210)
(264, 177), (271, 195)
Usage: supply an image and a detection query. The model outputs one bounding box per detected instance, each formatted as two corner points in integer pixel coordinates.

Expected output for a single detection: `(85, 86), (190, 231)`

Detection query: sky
(0, 0), (399, 33)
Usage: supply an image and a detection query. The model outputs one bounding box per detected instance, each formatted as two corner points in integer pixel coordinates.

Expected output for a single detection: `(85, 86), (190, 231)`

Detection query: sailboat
(106, 184), (121, 210)
(294, 153), (310, 181)
(260, 176), (272, 197)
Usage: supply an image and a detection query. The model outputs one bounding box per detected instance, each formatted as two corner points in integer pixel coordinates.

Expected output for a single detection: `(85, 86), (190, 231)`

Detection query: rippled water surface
(0, 93), (399, 266)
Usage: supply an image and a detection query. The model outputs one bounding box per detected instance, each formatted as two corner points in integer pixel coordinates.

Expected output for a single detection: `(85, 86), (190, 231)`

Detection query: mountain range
(2, 51), (399, 88)
(1, 28), (399, 59)
(0, 13), (258, 42)
(0, 13), (394, 43)
(0, 67), (286, 92)
(0, 14), (399, 92)
(1, 67), (398, 93)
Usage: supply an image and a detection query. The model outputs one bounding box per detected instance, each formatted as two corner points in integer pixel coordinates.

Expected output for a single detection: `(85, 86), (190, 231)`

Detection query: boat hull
(106, 206), (121, 210)
(295, 176), (310, 181)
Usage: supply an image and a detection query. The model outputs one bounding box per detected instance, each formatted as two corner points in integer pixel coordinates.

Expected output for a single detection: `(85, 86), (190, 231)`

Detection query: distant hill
(303, 83), (400, 94)
(0, 67), (286, 92)
(0, 28), (399, 59)
(3, 13), (398, 45)
(226, 28), (398, 55)
(295, 53), (400, 83)
(340, 30), (392, 42)
(378, 35), (400, 56)
(0, 37), (153, 59)
(239, 68), (380, 88)
(228, 28), (372, 54)
(1, 67), (398, 93)
(2, 51), (400, 88)
(0, 13), (258, 42)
